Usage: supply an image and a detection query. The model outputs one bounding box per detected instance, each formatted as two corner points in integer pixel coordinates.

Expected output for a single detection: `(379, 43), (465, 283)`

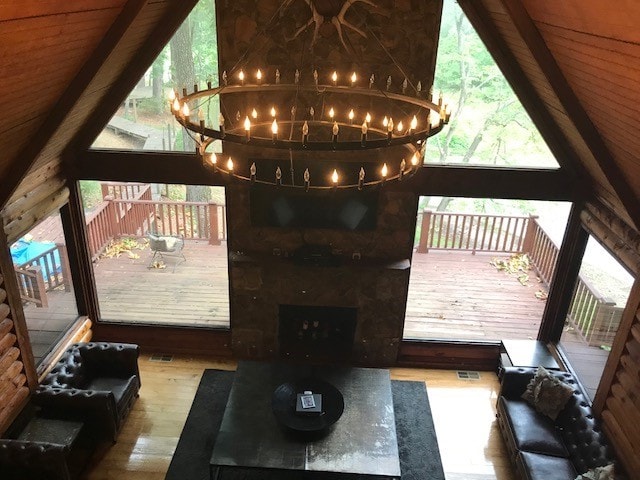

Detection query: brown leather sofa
(34, 342), (141, 442)
(496, 367), (615, 480)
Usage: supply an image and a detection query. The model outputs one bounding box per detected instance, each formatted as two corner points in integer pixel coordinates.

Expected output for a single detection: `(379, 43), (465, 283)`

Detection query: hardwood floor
(84, 354), (516, 480)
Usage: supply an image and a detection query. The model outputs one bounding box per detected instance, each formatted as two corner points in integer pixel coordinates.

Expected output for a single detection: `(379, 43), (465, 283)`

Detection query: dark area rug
(166, 369), (444, 480)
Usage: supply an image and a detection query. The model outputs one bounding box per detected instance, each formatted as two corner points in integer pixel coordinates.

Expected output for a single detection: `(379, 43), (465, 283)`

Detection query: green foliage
(167, 185), (186, 201)
(169, 0), (218, 85)
(447, 135), (469, 155)
(161, 185), (224, 204)
(137, 97), (164, 116)
(173, 128), (185, 151)
(429, 0), (557, 170)
(190, 0), (219, 81)
(79, 181), (103, 210)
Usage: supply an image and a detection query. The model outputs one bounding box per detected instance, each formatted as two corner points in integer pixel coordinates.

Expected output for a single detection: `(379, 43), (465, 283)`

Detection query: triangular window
(426, 0), (559, 168)
(91, 0), (218, 152)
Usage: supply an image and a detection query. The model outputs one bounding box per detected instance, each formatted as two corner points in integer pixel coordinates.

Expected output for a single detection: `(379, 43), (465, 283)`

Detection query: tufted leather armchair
(0, 403), (96, 480)
(496, 367), (616, 480)
(34, 342), (141, 442)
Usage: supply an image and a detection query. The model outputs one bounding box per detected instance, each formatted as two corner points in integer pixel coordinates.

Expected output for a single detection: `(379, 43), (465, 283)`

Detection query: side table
(0, 417), (89, 480)
(498, 339), (561, 379)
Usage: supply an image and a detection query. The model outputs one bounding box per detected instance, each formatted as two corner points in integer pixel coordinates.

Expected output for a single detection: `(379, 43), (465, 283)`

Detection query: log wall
(584, 201), (640, 478)
(0, 269), (30, 435)
(1, 169), (69, 243)
(596, 279), (640, 476)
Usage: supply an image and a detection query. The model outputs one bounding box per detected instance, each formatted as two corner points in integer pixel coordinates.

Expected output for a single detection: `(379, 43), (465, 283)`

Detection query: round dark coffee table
(272, 377), (344, 435)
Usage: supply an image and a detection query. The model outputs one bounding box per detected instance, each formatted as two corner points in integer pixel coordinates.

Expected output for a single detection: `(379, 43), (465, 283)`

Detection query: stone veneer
(226, 184), (417, 365)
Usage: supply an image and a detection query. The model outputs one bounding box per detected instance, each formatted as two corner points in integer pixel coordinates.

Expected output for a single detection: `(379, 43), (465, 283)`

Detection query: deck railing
(109, 199), (226, 242)
(15, 267), (48, 307)
(85, 183), (153, 258)
(84, 183), (227, 260)
(416, 210), (536, 254)
(78, 192), (625, 348)
(14, 243), (72, 307)
(415, 209), (623, 347)
(100, 182), (150, 201)
(85, 201), (119, 259)
(567, 277), (623, 348)
(527, 220), (559, 286)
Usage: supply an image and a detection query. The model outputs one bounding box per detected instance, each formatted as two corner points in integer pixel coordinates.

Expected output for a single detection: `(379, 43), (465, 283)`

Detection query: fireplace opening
(279, 304), (357, 362)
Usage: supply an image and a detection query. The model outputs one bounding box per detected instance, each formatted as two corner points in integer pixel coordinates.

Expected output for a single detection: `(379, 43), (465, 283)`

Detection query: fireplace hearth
(279, 304), (357, 362)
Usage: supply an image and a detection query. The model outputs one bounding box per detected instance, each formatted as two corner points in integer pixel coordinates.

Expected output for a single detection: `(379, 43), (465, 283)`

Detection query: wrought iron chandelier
(168, 2), (451, 190)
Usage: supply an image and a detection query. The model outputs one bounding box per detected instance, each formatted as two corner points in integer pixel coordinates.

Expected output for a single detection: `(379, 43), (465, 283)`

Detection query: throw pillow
(574, 463), (615, 480)
(521, 366), (574, 420)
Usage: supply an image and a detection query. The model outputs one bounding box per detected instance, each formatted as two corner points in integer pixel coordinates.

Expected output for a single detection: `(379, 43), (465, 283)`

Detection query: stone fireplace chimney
(226, 184), (416, 366)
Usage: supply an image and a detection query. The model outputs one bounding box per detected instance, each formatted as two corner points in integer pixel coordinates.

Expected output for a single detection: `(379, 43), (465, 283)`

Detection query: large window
(92, 0), (218, 153)
(560, 235), (634, 400)
(426, 0), (558, 169)
(80, 181), (230, 328)
(10, 212), (79, 366)
(404, 197), (569, 342)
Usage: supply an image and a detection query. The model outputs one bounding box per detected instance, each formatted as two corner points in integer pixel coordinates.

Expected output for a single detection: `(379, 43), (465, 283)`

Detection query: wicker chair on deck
(147, 232), (185, 272)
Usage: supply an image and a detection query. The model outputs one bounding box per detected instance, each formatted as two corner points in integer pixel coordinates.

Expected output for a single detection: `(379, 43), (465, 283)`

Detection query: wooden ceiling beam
(78, 150), (575, 201)
(66, 0), (199, 156)
(457, 0), (590, 183)
(76, 150), (226, 186)
(0, 0), (149, 211)
(413, 165), (576, 201)
(500, 0), (640, 230)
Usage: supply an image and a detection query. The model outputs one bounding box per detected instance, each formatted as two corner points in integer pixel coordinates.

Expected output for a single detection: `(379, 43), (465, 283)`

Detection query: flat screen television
(250, 187), (379, 230)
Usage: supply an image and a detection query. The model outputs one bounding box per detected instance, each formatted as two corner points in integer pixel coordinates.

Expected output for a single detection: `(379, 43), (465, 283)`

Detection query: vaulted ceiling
(1, 1), (639, 231)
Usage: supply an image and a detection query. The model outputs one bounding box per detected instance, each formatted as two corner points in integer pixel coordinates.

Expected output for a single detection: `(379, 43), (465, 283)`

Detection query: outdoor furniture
(34, 342), (141, 442)
(147, 233), (186, 272)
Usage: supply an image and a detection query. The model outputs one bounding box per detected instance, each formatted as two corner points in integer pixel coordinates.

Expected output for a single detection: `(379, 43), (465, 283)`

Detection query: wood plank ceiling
(521, 0), (640, 222)
(0, 0), (198, 213)
(0, 1), (127, 199)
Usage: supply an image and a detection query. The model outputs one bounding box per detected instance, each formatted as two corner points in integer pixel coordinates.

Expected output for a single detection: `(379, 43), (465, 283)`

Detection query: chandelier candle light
(168, 68), (451, 190)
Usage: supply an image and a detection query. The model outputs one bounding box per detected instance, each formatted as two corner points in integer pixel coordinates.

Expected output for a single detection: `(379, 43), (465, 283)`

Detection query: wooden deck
(92, 240), (230, 326)
(23, 244), (609, 396)
(405, 251), (547, 341)
(406, 250), (609, 399)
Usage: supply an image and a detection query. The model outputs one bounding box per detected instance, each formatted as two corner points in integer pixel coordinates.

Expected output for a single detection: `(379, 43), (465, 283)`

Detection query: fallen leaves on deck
(490, 253), (531, 276)
(535, 289), (548, 300)
(490, 253), (549, 301)
(101, 237), (147, 259)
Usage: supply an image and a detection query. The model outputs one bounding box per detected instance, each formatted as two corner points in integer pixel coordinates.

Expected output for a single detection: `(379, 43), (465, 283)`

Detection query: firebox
(278, 304), (357, 362)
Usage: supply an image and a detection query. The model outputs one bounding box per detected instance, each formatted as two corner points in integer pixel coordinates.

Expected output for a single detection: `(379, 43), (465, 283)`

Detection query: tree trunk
(170, 17), (204, 202)
(151, 54), (164, 111)
(170, 18), (196, 154)
(436, 197), (453, 212)
(185, 185), (211, 202)
(186, 185), (212, 234)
